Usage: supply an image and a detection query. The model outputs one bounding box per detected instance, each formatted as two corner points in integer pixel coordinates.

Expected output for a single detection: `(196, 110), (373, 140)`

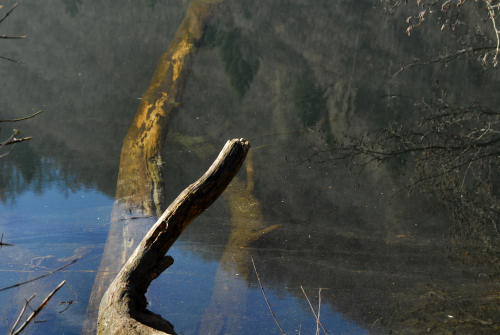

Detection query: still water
(0, 0), (498, 334)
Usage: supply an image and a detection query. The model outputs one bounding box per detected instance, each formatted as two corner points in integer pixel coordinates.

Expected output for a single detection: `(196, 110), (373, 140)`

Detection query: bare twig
(0, 111), (43, 123)
(0, 145), (15, 159)
(0, 259), (77, 292)
(0, 3), (18, 25)
(251, 256), (286, 335)
(11, 280), (66, 335)
(0, 233), (14, 247)
(315, 288), (322, 335)
(10, 294), (36, 334)
(0, 34), (26, 39)
(486, 1), (500, 66)
(393, 46), (496, 76)
(0, 55), (22, 64)
(300, 285), (329, 335)
(0, 136), (32, 146)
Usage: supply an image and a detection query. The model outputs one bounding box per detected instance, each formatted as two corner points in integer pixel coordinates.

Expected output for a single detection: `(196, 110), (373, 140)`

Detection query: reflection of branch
(0, 111), (43, 123)
(11, 280), (66, 335)
(393, 46), (496, 76)
(0, 259), (77, 292)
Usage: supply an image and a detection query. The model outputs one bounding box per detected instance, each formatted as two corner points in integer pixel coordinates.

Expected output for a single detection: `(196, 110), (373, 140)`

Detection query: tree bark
(97, 138), (250, 335)
(83, 2), (222, 332)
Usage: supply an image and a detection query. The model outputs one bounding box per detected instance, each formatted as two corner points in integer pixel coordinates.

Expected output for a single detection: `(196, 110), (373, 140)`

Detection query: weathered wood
(97, 138), (250, 335)
(84, 2), (222, 331)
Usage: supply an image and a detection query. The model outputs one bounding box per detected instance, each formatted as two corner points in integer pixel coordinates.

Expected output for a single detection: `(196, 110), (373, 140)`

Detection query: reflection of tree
(382, 0), (500, 67)
(327, 98), (500, 266)
(83, 1), (223, 333)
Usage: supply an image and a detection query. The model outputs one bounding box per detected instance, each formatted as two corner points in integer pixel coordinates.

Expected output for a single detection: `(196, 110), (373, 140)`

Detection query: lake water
(0, 0), (498, 334)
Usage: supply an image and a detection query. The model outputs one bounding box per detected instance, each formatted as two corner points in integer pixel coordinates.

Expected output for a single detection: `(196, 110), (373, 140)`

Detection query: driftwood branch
(10, 294), (36, 334)
(11, 280), (66, 335)
(97, 138), (250, 335)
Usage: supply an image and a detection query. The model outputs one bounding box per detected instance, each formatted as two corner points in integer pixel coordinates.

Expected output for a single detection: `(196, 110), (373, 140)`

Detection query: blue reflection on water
(150, 244), (369, 335)
(0, 186), (114, 335)
(0, 186), (368, 334)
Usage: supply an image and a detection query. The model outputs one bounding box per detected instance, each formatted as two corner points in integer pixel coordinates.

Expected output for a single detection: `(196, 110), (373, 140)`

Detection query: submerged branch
(0, 259), (77, 293)
(11, 280), (66, 335)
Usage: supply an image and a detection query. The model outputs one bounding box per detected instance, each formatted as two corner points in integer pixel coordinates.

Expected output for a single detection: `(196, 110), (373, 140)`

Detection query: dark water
(0, 0), (498, 334)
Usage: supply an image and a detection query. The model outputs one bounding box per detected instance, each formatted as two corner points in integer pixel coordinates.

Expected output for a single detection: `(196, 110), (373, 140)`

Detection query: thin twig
(12, 280), (66, 335)
(0, 233), (14, 247)
(0, 55), (22, 64)
(300, 285), (329, 335)
(0, 3), (18, 25)
(393, 46), (496, 76)
(10, 294), (36, 334)
(0, 145), (15, 158)
(251, 256), (286, 335)
(0, 111), (43, 123)
(0, 259), (77, 292)
(316, 288), (322, 335)
(0, 34), (26, 39)
(1, 136), (32, 146)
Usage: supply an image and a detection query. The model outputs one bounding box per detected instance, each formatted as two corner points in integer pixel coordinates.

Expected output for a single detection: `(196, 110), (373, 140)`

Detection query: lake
(0, 0), (498, 334)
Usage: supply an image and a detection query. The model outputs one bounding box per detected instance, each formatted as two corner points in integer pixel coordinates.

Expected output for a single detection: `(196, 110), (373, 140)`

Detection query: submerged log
(97, 138), (250, 335)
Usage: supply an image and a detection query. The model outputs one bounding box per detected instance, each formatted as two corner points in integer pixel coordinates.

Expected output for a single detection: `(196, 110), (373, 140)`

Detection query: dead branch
(97, 138), (250, 335)
(0, 233), (14, 247)
(393, 46), (496, 77)
(300, 285), (329, 335)
(251, 256), (286, 335)
(0, 55), (22, 64)
(11, 280), (66, 335)
(0, 34), (26, 39)
(0, 135), (32, 146)
(0, 3), (18, 25)
(0, 259), (77, 292)
(0, 111), (43, 123)
(10, 294), (36, 334)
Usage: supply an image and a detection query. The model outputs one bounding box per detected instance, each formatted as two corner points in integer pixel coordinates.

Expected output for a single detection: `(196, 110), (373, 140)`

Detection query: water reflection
(0, 0), (498, 334)
(0, 186), (113, 334)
